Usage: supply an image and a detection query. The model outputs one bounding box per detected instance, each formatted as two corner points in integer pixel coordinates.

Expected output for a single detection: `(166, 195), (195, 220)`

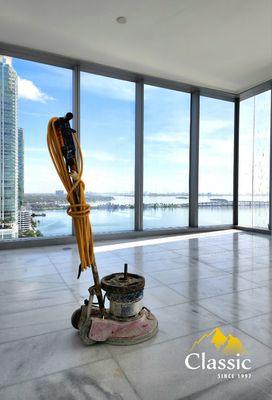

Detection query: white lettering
(185, 353), (200, 370)
(227, 359), (235, 370)
(207, 358), (217, 370)
(185, 352), (252, 371)
(217, 359), (226, 370)
(241, 359), (252, 370)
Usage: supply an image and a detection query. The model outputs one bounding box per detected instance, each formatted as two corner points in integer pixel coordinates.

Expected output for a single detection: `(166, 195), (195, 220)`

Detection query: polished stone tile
(234, 313), (272, 349)
(49, 250), (124, 269)
(131, 258), (188, 273)
(115, 326), (272, 400)
(150, 264), (227, 285)
(50, 254), (124, 271)
(140, 273), (162, 289)
(0, 329), (110, 387)
(0, 256), (52, 270)
(0, 302), (79, 344)
(183, 363), (272, 400)
(0, 274), (64, 296)
(118, 249), (187, 265)
(169, 274), (260, 300)
(238, 246), (272, 256)
(195, 252), (239, 264)
(159, 240), (198, 251)
(174, 257), (225, 269)
(1, 231), (272, 399)
(143, 285), (188, 309)
(0, 250), (50, 265)
(198, 286), (272, 322)
(0, 358), (140, 400)
(48, 255), (81, 270)
(169, 248), (200, 259)
(202, 257), (270, 274)
(0, 263), (57, 282)
(95, 252), (125, 264)
(59, 268), (98, 285)
(191, 246), (232, 257)
(112, 244), (165, 257)
(238, 268), (272, 285)
(152, 302), (227, 342)
(0, 287), (77, 315)
(53, 258), (124, 276)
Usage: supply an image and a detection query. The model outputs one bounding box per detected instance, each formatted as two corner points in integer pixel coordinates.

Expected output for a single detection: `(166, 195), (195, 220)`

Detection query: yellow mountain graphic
(190, 328), (246, 355)
(221, 335), (246, 355)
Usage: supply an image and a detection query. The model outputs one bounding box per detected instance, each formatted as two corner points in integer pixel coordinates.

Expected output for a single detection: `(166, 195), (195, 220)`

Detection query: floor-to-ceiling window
(143, 85), (190, 229)
(0, 56), (72, 240)
(239, 90), (271, 229)
(80, 72), (135, 233)
(1, 53), (271, 244)
(198, 97), (234, 226)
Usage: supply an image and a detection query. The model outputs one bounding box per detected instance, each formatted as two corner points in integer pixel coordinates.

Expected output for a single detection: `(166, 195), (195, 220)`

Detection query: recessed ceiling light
(116, 16), (127, 24)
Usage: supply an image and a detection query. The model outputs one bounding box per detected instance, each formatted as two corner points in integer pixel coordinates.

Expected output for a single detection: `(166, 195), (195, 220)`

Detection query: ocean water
(33, 194), (270, 237)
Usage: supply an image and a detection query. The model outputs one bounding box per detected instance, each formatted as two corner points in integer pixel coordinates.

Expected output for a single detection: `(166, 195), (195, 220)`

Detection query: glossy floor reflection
(1, 230), (272, 399)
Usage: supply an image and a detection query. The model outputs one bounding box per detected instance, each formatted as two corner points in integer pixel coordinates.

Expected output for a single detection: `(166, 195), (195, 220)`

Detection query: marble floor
(1, 230), (272, 399)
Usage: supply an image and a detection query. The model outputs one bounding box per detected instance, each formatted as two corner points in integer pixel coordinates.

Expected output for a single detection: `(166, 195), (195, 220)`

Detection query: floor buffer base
(73, 307), (158, 346)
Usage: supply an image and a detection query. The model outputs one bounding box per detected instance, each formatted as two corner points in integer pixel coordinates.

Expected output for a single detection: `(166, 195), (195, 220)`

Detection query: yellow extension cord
(47, 117), (95, 272)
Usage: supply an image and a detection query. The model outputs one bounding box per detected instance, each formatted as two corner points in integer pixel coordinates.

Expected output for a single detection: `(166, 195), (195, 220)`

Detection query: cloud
(92, 152), (117, 162)
(200, 119), (233, 134)
(165, 150), (189, 165)
(82, 150), (116, 162)
(81, 73), (134, 102)
(18, 77), (54, 103)
(21, 110), (53, 118)
(146, 131), (188, 144)
(82, 165), (133, 193)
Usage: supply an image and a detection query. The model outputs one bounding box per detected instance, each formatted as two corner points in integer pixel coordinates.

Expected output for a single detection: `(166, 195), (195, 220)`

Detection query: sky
(239, 91), (271, 198)
(12, 57), (271, 196)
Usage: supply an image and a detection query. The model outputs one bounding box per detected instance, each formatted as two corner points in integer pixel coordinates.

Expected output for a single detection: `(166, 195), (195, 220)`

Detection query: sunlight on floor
(94, 229), (240, 253)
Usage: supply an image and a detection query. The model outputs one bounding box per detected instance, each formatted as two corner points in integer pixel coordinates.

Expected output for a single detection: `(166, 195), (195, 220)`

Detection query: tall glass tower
(0, 56), (18, 238)
(18, 127), (24, 207)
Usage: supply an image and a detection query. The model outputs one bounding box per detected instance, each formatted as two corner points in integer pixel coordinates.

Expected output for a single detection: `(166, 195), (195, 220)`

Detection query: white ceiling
(0, 0), (271, 93)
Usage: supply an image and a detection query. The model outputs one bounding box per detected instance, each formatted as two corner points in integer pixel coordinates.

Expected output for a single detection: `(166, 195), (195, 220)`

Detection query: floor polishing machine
(47, 113), (158, 345)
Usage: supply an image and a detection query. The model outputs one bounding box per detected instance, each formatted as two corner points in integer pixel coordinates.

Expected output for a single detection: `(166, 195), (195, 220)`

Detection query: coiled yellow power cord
(47, 117), (95, 270)
(47, 117), (105, 314)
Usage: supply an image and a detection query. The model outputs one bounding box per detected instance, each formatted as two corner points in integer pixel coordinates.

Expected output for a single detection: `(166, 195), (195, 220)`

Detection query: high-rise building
(0, 56), (18, 239)
(18, 207), (32, 232)
(18, 127), (24, 207)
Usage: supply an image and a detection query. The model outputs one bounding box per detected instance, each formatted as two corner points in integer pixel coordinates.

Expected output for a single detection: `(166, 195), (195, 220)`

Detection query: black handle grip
(64, 112), (73, 121)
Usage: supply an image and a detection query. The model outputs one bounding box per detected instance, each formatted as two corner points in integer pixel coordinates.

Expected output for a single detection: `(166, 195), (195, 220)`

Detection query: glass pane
(0, 56), (72, 240)
(199, 97), (234, 226)
(80, 72), (135, 233)
(143, 85), (190, 229)
(239, 90), (271, 228)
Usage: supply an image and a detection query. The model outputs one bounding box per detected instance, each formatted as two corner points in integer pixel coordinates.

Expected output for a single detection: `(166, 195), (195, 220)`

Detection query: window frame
(0, 41), (271, 249)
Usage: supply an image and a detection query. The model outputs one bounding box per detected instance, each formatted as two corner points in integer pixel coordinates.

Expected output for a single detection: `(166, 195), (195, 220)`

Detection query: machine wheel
(71, 308), (82, 330)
